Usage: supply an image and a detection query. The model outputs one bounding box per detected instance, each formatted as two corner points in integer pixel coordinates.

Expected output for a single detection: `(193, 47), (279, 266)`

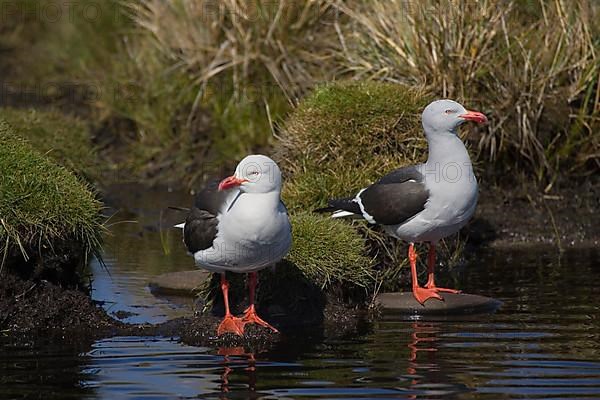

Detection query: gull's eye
(445, 109), (456, 114)
(249, 170), (260, 176)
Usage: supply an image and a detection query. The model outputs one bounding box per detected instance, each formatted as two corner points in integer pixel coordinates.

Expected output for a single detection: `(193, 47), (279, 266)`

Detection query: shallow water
(1, 187), (599, 399)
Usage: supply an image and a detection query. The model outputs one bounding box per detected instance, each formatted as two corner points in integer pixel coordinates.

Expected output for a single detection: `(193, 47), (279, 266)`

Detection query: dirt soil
(468, 178), (599, 249)
(0, 270), (365, 350)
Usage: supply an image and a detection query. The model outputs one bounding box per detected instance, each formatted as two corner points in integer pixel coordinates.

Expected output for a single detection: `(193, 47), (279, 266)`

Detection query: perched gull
(317, 100), (487, 305)
(176, 155), (292, 335)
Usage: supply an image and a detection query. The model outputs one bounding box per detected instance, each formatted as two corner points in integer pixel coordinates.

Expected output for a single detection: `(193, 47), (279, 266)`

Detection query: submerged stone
(375, 292), (501, 315)
(148, 270), (211, 296)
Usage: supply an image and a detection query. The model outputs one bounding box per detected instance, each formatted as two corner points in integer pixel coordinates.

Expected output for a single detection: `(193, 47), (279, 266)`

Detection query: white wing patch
(354, 188), (376, 224)
(331, 210), (356, 219)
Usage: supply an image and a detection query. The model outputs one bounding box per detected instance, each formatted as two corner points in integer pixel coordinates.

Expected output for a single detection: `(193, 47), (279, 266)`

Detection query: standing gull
(317, 100), (487, 305)
(176, 155), (292, 335)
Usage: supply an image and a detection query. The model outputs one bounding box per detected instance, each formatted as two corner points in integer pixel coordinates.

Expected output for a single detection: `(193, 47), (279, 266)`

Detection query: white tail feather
(331, 210), (355, 219)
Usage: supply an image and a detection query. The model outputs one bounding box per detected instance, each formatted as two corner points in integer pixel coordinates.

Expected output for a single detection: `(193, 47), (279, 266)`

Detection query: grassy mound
(0, 120), (102, 282)
(278, 81), (430, 211)
(286, 212), (373, 289)
(0, 108), (98, 178)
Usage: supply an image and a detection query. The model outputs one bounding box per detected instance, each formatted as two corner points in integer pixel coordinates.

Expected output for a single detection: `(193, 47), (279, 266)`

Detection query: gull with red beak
(175, 155), (291, 336)
(316, 99), (488, 305)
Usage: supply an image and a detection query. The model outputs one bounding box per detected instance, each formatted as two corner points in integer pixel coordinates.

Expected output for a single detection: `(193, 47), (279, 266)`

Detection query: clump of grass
(277, 81), (431, 211)
(335, 0), (600, 182)
(0, 119), (102, 272)
(128, 0), (338, 103)
(0, 108), (98, 178)
(286, 212), (373, 289)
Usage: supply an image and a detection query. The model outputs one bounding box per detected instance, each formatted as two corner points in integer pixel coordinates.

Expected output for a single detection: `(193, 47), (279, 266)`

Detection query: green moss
(278, 81), (431, 211)
(0, 119), (102, 263)
(286, 212), (373, 289)
(0, 108), (98, 178)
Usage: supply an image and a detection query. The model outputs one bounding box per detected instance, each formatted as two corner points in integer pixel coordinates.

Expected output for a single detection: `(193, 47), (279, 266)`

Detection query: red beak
(459, 110), (488, 124)
(218, 175), (247, 191)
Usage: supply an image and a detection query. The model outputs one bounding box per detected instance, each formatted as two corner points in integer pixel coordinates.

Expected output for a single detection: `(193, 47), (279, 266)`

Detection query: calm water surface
(1, 188), (599, 399)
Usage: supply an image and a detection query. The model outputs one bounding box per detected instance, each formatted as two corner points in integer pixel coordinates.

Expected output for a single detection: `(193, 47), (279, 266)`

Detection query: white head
(217, 154), (282, 194)
(422, 99), (487, 136)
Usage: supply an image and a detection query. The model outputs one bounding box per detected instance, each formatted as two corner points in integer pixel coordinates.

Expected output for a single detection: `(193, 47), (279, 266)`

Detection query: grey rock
(149, 270), (211, 296)
(375, 292), (501, 315)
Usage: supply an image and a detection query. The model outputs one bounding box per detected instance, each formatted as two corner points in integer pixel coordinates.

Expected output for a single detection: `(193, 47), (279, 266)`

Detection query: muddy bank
(468, 178), (599, 249)
(0, 269), (365, 351)
(0, 273), (119, 335)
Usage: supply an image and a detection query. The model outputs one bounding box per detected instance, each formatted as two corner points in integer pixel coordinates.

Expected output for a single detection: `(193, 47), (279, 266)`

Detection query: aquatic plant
(286, 212), (373, 289)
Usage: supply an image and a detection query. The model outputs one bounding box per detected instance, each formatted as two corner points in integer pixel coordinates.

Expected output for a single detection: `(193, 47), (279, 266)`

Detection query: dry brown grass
(128, 0), (340, 108)
(334, 0), (600, 182)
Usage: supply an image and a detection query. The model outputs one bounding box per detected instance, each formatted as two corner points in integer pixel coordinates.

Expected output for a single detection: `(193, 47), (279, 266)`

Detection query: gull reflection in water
(218, 346), (257, 396)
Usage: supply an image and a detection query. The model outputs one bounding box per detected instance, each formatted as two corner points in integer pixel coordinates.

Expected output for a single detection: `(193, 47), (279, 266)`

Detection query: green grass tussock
(0, 108), (98, 178)
(286, 212), (373, 289)
(278, 81), (431, 211)
(0, 120), (102, 267)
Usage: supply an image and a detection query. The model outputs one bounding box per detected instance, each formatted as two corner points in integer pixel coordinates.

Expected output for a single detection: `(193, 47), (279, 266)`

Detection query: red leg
(217, 273), (244, 336)
(409, 243), (442, 305)
(424, 243), (461, 294)
(241, 272), (278, 333)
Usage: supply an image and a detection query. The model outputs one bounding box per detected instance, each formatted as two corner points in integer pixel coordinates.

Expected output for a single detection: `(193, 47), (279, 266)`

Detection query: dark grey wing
(358, 165), (428, 225)
(183, 178), (230, 253)
(183, 207), (219, 253)
(194, 178), (230, 214)
(376, 164), (423, 184)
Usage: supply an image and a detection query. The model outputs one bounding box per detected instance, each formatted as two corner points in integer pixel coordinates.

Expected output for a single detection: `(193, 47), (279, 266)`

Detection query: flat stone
(149, 270), (211, 296)
(375, 292), (502, 315)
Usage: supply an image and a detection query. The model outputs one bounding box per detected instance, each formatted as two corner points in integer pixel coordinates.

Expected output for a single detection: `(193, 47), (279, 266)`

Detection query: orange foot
(217, 314), (245, 336)
(413, 287), (443, 305)
(242, 305), (278, 333)
(425, 284), (461, 294)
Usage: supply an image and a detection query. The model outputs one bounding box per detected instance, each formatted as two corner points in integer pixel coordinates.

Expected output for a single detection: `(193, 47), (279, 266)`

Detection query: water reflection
(217, 347), (257, 396)
(0, 337), (96, 400)
(90, 185), (195, 324)
(82, 336), (221, 398)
